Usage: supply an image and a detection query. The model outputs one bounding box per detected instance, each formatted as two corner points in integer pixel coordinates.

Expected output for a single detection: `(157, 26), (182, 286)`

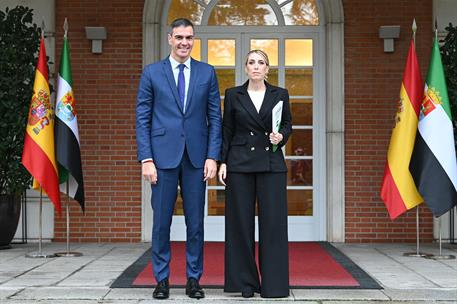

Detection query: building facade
(5, 0), (457, 243)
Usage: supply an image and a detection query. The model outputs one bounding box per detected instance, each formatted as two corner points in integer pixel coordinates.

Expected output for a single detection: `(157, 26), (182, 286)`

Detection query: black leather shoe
(241, 290), (254, 298)
(153, 279), (169, 299)
(185, 277), (205, 299)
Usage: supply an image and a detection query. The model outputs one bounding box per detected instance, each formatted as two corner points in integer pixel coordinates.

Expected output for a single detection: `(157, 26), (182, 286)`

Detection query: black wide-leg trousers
(224, 172), (289, 298)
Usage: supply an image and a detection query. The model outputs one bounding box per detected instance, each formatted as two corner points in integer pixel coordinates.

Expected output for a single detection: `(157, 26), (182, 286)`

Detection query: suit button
(250, 132), (254, 136)
(265, 132), (268, 136)
(250, 147), (255, 151)
(265, 147), (270, 151)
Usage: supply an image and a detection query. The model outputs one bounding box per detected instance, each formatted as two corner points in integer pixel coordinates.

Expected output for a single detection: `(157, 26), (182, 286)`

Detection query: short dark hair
(169, 18), (194, 34)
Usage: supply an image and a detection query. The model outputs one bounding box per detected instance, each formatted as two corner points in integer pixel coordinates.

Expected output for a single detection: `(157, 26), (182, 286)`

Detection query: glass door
(170, 31), (325, 241)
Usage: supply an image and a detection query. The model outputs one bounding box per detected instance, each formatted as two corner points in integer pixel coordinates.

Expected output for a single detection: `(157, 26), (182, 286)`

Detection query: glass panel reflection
(191, 39), (201, 61)
(208, 0), (277, 25)
(287, 190), (312, 216)
(250, 39), (278, 66)
(267, 68), (278, 86)
(173, 189), (183, 215)
(215, 69), (235, 96)
(286, 159), (312, 186)
(285, 39), (313, 66)
(208, 40), (236, 66)
(282, 0), (319, 25)
(168, 0), (204, 25)
(291, 99), (312, 125)
(285, 129), (312, 156)
(208, 190), (225, 215)
(285, 69), (312, 96)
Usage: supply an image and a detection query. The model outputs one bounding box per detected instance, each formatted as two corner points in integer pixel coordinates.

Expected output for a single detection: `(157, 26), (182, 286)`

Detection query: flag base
(55, 251), (83, 257)
(402, 252), (432, 257)
(424, 254), (455, 260)
(26, 251), (56, 258)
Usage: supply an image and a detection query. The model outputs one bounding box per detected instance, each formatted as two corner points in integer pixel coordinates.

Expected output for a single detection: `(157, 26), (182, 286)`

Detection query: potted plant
(0, 6), (40, 249)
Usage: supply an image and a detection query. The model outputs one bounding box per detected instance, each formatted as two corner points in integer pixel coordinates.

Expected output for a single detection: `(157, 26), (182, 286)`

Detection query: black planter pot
(0, 194), (21, 249)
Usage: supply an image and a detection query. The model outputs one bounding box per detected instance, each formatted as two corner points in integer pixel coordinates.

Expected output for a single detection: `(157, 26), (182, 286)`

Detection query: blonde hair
(245, 49), (270, 66)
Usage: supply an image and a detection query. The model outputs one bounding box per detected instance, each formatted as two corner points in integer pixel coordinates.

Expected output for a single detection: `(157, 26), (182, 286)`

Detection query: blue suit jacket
(136, 57), (222, 169)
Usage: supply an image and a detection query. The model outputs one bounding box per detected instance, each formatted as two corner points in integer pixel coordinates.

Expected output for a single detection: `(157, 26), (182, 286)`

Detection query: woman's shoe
(241, 290), (254, 298)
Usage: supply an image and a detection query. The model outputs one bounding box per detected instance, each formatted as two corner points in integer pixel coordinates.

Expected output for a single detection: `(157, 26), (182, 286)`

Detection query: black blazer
(221, 81), (292, 173)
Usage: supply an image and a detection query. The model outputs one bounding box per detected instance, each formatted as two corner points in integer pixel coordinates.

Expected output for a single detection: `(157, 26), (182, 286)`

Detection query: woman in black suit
(218, 50), (292, 298)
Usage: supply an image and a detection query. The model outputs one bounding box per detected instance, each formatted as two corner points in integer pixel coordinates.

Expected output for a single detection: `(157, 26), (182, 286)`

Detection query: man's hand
(142, 162), (157, 184)
(203, 159), (217, 181)
(218, 163), (227, 186)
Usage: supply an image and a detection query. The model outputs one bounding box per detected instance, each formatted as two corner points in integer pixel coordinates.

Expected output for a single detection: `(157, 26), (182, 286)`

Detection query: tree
(0, 6), (40, 195)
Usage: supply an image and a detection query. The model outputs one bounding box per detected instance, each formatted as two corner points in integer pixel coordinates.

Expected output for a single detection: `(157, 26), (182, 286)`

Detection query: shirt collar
(169, 56), (191, 70)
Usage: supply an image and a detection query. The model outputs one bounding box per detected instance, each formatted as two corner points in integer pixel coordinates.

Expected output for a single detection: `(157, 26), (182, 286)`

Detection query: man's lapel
(162, 58), (184, 114)
(185, 58), (198, 114)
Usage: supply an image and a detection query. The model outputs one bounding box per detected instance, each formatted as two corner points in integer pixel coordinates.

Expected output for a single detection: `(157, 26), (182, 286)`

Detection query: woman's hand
(218, 163), (227, 186)
(269, 132), (283, 145)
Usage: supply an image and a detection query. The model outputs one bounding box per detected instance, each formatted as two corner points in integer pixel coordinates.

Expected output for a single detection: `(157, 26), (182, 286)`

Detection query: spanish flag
(22, 37), (62, 214)
(381, 40), (423, 219)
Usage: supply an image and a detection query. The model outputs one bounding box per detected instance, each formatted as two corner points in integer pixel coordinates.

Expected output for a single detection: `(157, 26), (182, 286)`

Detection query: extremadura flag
(410, 37), (457, 217)
(55, 35), (85, 211)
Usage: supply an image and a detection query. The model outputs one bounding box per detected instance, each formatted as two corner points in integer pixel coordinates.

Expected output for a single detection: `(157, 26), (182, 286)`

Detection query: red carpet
(112, 242), (381, 288)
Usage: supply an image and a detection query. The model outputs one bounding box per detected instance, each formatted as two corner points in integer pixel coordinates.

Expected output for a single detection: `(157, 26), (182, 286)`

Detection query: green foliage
(440, 23), (457, 123)
(0, 6), (40, 195)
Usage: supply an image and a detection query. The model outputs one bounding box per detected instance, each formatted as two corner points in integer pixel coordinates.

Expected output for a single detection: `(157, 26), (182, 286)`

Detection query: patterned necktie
(177, 63), (185, 110)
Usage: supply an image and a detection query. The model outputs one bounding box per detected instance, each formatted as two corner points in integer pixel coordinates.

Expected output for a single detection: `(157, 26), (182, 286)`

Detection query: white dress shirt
(248, 90), (266, 113)
(169, 56), (191, 112)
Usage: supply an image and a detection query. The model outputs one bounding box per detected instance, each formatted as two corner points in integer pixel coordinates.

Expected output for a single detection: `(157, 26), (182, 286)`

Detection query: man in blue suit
(136, 18), (222, 300)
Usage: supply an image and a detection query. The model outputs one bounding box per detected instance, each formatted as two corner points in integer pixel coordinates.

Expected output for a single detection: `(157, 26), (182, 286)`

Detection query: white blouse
(248, 90), (266, 113)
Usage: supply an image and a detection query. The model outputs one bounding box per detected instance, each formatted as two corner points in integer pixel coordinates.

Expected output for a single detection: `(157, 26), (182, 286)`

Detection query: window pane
(287, 190), (312, 216)
(208, 40), (235, 66)
(286, 159), (312, 186)
(173, 189), (183, 215)
(250, 39), (278, 66)
(267, 68), (278, 86)
(216, 69), (235, 96)
(191, 39), (201, 61)
(208, 190), (225, 215)
(168, 0), (204, 25)
(285, 129), (312, 156)
(208, 0), (277, 25)
(285, 39), (313, 66)
(285, 69), (312, 96)
(291, 98), (312, 125)
(282, 0), (319, 25)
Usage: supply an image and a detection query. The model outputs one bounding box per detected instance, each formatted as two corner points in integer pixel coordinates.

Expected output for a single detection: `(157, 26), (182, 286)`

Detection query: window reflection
(291, 99), (312, 125)
(208, 190), (225, 215)
(282, 0), (319, 25)
(286, 159), (312, 186)
(208, 0), (278, 25)
(216, 69), (236, 96)
(250, 39), (278, 66)
(285, 69), (313, 96)
(191, 39), (201, 61)
(285, 39), (313, 66)
(287, 190), (313, 216)
(286, 129), (312, 156)
(168, 0), (204, 25)
(208, 40), (236, 66)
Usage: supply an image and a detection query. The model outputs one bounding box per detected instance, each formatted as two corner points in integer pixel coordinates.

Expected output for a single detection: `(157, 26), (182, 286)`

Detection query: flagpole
(399, 20), (430, 258)
(55, 181), (82, 257)
(425, 215), (455, 260)
(26, 188), (55, 258)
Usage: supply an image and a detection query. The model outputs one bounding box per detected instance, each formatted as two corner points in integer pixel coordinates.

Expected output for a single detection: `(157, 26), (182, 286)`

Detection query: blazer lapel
(162, 58), (184, 114)
(184, 58), (198, 115)
(258, 82), (279, 122)
(237, 82), (267, 130)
